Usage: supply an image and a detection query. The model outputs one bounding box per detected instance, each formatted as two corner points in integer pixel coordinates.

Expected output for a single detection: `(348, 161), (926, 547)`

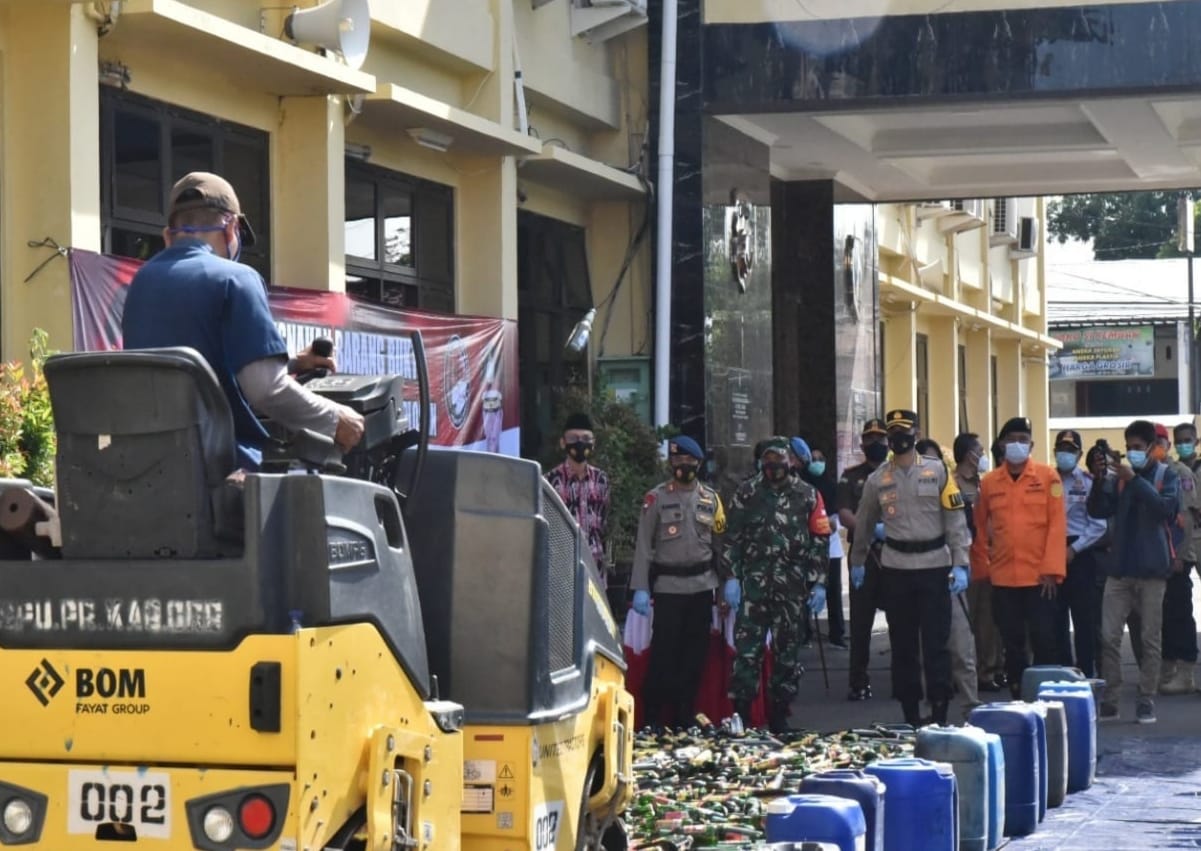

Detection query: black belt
(885, 535), (946, 555)
(652, 561), (711, 577)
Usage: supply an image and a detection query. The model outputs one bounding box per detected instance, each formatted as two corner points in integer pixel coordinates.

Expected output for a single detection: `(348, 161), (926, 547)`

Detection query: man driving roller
(122, 172), (363, 469)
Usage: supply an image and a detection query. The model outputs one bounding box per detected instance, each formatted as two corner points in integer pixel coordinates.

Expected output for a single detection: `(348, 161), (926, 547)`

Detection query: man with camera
(1087, 420), (1180, 724)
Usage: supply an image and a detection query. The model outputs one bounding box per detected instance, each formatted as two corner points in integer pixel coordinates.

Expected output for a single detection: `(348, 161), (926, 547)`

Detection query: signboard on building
(1048, 325), (1155, 381)
(67, 249), (519, 455)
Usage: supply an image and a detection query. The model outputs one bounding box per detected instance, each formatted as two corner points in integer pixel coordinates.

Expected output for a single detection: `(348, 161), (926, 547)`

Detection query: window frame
(344, 159), (455, 313)
(99, 88), (272, 276)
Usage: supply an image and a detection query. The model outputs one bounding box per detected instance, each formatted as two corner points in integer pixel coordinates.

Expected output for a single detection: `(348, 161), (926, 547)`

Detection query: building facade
(0, 0), (652, 461)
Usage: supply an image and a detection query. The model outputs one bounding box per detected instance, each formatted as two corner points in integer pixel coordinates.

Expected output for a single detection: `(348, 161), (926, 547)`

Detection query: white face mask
(976, 453), (991, 473)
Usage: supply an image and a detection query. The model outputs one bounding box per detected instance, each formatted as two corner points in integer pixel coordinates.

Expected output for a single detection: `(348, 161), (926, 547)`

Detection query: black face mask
(888, 433), (916, 455)
(864, 442), (889, 464)
(673, 463), (699, 484)
(762, 461), (790, 482)
(566, 441), (593, 463)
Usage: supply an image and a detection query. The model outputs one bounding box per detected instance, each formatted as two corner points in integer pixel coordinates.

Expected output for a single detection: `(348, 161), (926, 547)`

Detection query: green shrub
(0, 330), (56, 487)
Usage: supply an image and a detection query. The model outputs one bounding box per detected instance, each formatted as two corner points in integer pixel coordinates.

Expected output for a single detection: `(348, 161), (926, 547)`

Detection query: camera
(1088, 439), (1120, 476)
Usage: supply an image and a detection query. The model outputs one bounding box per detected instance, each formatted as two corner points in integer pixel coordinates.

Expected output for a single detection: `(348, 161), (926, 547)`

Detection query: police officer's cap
(760, 436), (790, 458)
(789, 436), (811, 461)
(862, 418), (888, 437)
(998, 416), (1033, 440)
(885, 409), (918, 431)
(668, 435), (704, 461)
(1054, 429), (1082, 452)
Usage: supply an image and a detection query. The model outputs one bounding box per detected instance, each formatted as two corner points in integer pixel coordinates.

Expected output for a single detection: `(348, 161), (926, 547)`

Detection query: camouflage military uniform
(726, 469), (831, 707)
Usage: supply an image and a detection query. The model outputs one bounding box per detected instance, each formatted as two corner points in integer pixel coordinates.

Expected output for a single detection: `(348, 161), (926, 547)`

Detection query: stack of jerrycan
(799, 769), (887, 851)
(1021, 664), (1086, 702)
(915, 725), (1004, 851)
(970, 702), (1044, 837)
(864, 758), (958, 851)
(1038, 681), (1098, 792)
(764, 794), (866, 851)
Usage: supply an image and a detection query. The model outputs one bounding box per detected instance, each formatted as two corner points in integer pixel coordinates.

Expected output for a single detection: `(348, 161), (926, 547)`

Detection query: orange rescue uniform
(970, 460), (1068, 587)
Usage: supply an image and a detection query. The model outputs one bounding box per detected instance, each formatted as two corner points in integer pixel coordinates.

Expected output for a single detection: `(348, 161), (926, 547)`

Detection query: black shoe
(769, 699), (792, 733)
(827, 636), (849, 650)
(847, 685), (873, 701)
(993, 672), (1009, 689)
(930, 700), (950, 726)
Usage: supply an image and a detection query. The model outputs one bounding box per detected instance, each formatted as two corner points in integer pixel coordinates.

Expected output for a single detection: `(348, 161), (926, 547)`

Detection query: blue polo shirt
(122, 240), (287, 469)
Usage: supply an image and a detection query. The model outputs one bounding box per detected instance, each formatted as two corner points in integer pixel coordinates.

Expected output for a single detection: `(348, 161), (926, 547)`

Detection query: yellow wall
(0, 0), (650, 360)
(878, 197), (1058, 460)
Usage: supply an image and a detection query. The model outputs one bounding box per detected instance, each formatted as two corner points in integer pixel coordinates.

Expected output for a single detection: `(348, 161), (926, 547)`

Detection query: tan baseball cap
(167, 172), (256, 247)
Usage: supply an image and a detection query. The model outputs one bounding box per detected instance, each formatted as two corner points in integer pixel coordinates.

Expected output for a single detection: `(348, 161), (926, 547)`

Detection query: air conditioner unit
(939, 198), (986, 233)
(1011, 216), (1040, 257)
(571, 0), (647, 42)
(990, 197), (1017, 246)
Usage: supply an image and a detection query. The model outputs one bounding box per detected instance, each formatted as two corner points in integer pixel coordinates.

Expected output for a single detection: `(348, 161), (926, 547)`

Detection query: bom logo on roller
(26, 659), (151, 715)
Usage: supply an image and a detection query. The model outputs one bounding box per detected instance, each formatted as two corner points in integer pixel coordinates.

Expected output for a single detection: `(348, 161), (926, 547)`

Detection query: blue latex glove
(724, 578), (742, 610)
(808, 583), (827, 616)
(949, 566), (969, 594)
(632, 590), (651, 617)
(850, 564), (866, 590)
(874, 522), (886, 542)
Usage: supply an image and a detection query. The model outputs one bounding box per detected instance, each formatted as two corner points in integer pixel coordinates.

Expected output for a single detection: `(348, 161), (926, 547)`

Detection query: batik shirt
(546, 461), (610, 568)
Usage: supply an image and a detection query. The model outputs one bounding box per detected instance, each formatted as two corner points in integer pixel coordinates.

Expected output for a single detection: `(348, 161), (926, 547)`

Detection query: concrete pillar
(1026, 345), (1050, 462)
(964, 326), (994, 441)
(457, 161), (518, 319)
(994, 338), (1023, 425)
(1, 3), (100, 357)
(274, 95), (344, 291)
(883, 306), (917, 414)
(926, 315), (959, 444)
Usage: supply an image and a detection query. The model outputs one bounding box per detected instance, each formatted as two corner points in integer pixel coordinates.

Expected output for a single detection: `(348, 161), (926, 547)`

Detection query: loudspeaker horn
(285, 0), (371, 70)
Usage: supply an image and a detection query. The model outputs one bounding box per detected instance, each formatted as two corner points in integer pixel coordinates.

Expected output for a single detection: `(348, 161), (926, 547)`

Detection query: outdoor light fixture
(406, 127), (454, 153)
(345, 142), (372, 161)
(565, 308), (596, 353)
(98, 60), (130, 89)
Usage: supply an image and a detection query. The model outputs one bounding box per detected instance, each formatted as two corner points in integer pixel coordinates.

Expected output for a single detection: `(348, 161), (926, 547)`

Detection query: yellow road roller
(0, 341), (632, 850)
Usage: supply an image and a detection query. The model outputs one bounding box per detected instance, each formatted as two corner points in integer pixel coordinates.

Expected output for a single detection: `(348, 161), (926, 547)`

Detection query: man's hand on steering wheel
(292, 343), (337, 376)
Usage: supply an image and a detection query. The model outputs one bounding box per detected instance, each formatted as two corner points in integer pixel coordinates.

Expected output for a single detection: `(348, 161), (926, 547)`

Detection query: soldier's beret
(789, 436), (812, 461)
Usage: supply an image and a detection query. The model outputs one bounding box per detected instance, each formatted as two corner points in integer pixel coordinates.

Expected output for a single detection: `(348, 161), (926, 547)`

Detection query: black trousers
(827, 557), (846, 643)
(993, 585), (1059, 694)
(1162, 564), (1198, 663)
(1056, 549), (1101, 677)
(881, 566), (952, 704)
(849, 556), (884, 690)
(642, 589), (714, 727)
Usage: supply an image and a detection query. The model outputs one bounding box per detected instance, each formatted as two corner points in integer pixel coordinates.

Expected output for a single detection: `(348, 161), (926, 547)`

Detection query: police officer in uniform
(850, 410), (970, 726)
(630, 435), (726, 728)
(837, 418), (890, 701)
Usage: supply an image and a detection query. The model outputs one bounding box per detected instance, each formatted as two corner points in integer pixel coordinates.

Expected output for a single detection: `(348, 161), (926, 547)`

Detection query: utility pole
(1179, 196), (1196, 413)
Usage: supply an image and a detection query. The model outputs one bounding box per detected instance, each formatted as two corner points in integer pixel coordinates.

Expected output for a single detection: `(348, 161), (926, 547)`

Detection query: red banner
(68, 249), (519, 454)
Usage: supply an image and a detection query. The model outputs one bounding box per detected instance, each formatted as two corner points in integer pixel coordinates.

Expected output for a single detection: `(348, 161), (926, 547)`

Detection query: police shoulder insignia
(642, 491), (657, 511)
(1049, 481), (1064, 499)
(941, 479), (965, 510)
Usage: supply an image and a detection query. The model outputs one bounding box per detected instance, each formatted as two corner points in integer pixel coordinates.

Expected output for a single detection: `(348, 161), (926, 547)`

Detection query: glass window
(345, 175), (377, 261)
(171, 124), (214, 181)
(113, 110), (161, 215)
(344, 160), (454, 312)
(109, 227), (165, 262)
(382, 185), (412, 268)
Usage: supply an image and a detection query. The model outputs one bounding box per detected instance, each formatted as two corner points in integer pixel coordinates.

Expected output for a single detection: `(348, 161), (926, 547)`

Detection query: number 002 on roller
(67, 769), (170, 839)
